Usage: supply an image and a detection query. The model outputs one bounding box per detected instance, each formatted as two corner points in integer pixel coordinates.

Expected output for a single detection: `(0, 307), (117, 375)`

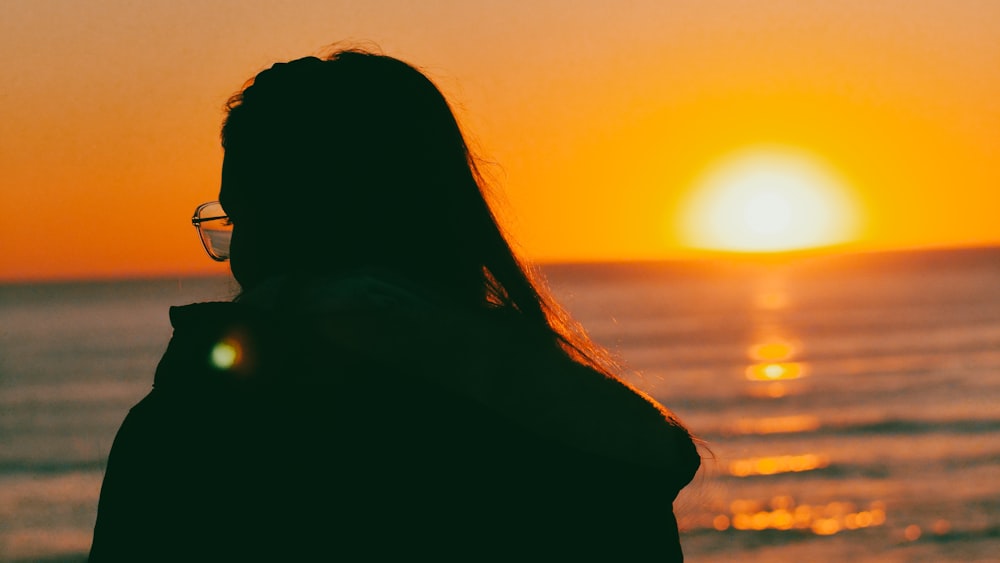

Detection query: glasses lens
(193, 202), (232, 261)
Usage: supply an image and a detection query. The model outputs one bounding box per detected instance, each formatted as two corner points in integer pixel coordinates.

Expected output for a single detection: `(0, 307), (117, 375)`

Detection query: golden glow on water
(811, 518), (841, 536)
(745, 362), (807, 381)
(728, 454), (829, 477)
(730, 415), (820, 435)
(748, 340), (797, 361)
(720, 498), (887, 536)
(753, 291), (790, 311)
(745, 382), (791, 398)
(745, 332), (807, 383)
(695, 272), (892, 545)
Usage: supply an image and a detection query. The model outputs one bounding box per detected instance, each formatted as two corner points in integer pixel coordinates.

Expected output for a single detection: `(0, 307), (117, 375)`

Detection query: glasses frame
(191, 201), (231, 262)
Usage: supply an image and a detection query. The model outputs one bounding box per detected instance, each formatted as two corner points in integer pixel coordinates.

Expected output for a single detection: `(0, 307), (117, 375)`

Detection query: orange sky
(2, 0), (998, 281)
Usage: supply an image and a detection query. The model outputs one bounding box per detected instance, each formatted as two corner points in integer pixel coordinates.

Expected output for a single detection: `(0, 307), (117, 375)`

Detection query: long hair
(220, 48), (619, 378)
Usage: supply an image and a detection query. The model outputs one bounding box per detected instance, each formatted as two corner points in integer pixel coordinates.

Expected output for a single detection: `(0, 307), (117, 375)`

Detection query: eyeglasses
(191, 201), (232, 261)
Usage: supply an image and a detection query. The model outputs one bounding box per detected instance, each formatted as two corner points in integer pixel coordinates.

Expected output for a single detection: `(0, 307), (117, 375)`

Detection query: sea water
(1, 248), (998, 562)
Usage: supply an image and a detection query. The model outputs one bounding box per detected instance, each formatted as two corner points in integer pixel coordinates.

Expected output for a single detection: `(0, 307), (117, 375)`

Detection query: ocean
(1, 247), (998, 562)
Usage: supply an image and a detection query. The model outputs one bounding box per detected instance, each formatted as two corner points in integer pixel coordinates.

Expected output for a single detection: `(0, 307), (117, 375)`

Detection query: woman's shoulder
(148, 279), (701, 487)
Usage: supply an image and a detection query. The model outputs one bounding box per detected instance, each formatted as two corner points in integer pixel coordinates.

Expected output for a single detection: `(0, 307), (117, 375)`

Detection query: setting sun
(678, 148), (861, 253)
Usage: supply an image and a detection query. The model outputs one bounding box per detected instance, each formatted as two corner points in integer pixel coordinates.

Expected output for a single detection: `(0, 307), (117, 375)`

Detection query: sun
(678, 147), (860, 253)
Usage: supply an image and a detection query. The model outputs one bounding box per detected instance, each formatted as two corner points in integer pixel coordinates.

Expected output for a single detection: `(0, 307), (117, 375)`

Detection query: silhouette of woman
(90, 49), (700, 561)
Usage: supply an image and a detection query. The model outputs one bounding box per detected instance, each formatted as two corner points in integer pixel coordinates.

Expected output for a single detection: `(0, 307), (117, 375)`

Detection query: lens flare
(210, 340), (240, 370)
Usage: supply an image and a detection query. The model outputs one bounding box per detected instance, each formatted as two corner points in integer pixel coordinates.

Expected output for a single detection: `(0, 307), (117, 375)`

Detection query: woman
(90, 49), (700, 561)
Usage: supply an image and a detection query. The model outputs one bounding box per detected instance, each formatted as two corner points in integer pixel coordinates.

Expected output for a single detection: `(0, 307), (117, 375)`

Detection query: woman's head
(219, 47), (617, 376)
(220, 49), (499, 299)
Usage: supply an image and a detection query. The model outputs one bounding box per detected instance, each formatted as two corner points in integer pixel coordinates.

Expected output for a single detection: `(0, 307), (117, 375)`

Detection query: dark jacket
(90, 277), (700, 561)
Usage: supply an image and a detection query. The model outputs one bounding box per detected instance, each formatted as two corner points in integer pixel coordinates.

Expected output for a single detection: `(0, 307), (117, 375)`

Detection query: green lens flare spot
(210, 340), (239, 370)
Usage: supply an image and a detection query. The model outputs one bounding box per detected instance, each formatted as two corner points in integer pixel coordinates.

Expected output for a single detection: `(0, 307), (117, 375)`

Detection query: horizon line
(3, 242), (998, 286)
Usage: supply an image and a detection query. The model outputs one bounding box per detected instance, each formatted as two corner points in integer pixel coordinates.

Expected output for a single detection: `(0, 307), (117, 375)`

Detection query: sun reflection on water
(745, 361), (807, 381)
(705, 497), (887, 536)
(729, 415), (821, 435)
(754, 290), (790, 311)
(728, 453), (829, 477)
(746, 382), (792, 398)
(748, 339), (797, 361)
(685, 277), (889, 543)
